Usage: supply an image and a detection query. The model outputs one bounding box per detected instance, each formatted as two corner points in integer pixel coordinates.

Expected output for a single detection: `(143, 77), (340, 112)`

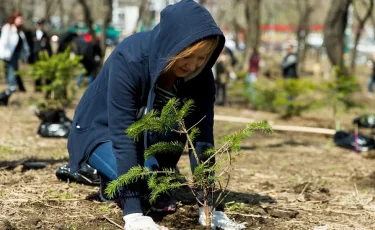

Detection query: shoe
(55, 163), (100, 185)
(150, 192), (177, 212)
(0, 89), (11, 106)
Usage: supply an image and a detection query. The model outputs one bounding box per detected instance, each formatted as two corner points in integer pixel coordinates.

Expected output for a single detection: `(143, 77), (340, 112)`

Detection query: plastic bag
(333, 131), (375, 152)
(353, 114), (375, 128)
(37, 109), (72, 138)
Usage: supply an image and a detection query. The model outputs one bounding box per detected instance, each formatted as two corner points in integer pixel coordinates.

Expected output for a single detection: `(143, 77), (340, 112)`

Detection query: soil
(1, 77), (375, 230)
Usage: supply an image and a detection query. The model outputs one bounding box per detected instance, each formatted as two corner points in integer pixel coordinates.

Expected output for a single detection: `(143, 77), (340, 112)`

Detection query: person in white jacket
(0, 12), (30, 92)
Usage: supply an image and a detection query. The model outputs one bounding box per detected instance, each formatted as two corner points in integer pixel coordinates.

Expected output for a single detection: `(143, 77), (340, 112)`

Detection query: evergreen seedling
(24, 47), (85, 109)
(106, 98), (273, 229)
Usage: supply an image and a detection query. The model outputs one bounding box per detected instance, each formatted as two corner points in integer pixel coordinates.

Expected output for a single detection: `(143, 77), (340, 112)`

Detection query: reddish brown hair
(7, 12), (23, 25)
(162, 36), (219, 74)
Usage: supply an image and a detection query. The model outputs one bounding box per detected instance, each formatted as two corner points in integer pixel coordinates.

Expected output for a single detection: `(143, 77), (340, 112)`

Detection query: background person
(0, 12), (30, 93)
(281, 44), (298, 79)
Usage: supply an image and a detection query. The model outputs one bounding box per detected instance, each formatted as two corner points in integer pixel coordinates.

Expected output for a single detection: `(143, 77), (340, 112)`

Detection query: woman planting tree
(67, 0), (244, 229)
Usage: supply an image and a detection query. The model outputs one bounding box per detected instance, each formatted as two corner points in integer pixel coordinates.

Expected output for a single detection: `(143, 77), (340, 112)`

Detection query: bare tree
(24, 0), (36, 25)
(295, 0), (315, 75)
(44, 0), (59, 21)
(323, 0), (352, 72)
(243, 0), (261, 69)
(199, 0), (208, 5)
(101, 0), (113, 53)
(135, 0), (149, 33)
(77, 0), (95, 38)
(350, 0), (373, 74)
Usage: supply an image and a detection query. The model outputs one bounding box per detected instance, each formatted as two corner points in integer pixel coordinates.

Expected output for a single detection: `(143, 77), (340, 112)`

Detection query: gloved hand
(198, 207), (246, 230)
(124, 213), (168, 230)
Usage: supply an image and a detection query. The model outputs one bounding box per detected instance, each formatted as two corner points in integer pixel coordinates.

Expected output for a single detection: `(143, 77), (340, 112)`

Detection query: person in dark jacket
(67, 1), (245, 229)
(57, 31), (78, 54)
(75, 33), (102, 88)
(281, 44), (298, 79)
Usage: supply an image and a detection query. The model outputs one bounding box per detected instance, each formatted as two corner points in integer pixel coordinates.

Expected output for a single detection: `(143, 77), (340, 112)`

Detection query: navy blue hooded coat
(67, 0), (225, 184)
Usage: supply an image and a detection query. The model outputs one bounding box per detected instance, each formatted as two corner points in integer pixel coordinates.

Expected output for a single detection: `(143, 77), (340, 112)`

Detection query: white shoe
(198, 207), (246, 230)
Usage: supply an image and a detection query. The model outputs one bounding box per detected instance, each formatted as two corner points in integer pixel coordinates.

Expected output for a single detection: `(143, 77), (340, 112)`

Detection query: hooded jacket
(67, 0), (225, 181)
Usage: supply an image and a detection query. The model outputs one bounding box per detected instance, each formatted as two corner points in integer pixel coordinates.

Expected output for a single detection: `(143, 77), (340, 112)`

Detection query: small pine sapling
(106, 98), (272, 229)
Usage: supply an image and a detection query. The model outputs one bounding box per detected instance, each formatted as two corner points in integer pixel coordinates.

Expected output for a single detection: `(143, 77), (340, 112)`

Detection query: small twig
(104, 215), (122, 229)
(189, 186), (204, 207)
(299, 183), (310, 196)
(186, 115), (206, 133)
(354, 183), (359, 198)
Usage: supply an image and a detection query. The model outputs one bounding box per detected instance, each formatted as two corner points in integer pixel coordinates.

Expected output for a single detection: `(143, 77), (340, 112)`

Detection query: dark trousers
(215, 82), (227, 106)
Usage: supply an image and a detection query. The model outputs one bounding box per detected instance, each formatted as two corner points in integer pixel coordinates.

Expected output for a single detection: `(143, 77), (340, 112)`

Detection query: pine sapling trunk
(203, 187), (212, 230)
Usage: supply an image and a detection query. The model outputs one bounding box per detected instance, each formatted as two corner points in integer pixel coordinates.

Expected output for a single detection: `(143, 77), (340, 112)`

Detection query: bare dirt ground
(1, 76), (375, 230)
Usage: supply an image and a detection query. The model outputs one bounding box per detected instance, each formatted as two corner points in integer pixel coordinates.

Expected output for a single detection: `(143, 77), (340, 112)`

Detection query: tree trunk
(58, 0), (67, 29)
(296, 0), (313, 76)
(77, 0), (95, 38)
(323, 0), (352, 73)
(350, 0), (374, 75)
(44, 0), (58, 22)
(135, 0), (149, 32)
(371, 14), (375, 40)
(67, 2), (78, 29)
(243, 0), (262, 71)
(101, 0), (113, 57)
(199, 0), (208, 5)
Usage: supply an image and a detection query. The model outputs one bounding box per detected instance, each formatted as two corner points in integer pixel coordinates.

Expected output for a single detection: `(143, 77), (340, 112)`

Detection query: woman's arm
(107, 52), (143, 214)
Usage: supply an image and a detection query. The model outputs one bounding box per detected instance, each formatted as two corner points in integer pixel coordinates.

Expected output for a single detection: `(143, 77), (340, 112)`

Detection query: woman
(67, 0), (244, 229)
(0, 12), (30, 92)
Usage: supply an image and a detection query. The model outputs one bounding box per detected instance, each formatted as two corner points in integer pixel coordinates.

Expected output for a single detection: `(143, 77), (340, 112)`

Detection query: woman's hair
(162, 36), (219, 74)
(7, 12), (23, 25)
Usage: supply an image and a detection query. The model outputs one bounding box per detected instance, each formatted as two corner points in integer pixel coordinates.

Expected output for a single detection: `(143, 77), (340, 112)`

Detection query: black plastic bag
(37, 109), (72, 138)
(353, 114), (375, 128)
(0, 89), (11, 106)
(56, 163), (100, 186)
(334, 131), (375, 152)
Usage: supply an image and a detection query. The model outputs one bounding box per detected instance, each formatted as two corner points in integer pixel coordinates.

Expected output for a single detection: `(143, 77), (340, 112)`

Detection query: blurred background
(1, 0), (375, 114)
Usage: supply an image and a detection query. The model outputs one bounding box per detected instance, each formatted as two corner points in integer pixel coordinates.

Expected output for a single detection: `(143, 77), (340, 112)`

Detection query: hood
(149, 0), (225, 83)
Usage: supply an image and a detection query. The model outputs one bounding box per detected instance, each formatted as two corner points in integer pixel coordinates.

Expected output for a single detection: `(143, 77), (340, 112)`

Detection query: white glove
(123, 213), (168, 230)
(198, 207), (246, 230)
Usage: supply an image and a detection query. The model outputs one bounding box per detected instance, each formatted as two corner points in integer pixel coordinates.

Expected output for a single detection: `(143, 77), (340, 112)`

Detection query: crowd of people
(0, 12), (102, 98)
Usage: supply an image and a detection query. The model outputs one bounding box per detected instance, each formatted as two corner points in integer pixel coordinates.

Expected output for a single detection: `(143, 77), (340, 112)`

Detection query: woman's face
(171, 44), (211, 78)
(14, 16), (24, 27)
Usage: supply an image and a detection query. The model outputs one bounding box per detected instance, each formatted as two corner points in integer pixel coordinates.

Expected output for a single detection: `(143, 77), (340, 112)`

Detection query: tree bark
(135, 0), (149, 33)
(323, 0), (352, 73)
(243, 0), (262, 70)
(295, 0), (313, 75)
(44, 0), (58, 22)
(77, 0), (95, 38)
(101, 0), (113, 55)
(350, 0), (373, 75)
(199, 0), (208, 5)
